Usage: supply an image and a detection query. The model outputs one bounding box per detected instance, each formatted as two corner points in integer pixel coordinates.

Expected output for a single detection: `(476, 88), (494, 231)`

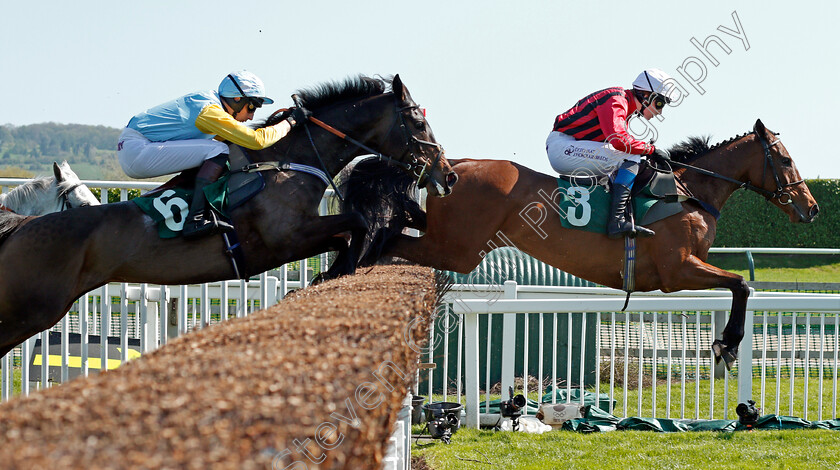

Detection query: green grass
(706, 254), (840, 283)
(414, 427), (840, 470)
(417, 375), (840, 469)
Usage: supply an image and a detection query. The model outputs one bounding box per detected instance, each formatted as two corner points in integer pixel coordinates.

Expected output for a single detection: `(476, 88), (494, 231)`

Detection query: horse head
(745, 119), (819, 223)
(389, 74), (458, 197)
(261, 74), (457, 197)
(53, 161), (101, 210)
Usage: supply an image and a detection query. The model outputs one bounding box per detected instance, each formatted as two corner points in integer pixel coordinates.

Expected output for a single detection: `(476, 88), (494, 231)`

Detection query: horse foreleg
(663, 255), (750, 370)
(311, 212), (369, 283)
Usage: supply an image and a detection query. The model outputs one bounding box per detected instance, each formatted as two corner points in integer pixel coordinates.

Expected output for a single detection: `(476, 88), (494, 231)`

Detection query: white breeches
(545, 131), (641, 178)
(117, 127), (228, 179)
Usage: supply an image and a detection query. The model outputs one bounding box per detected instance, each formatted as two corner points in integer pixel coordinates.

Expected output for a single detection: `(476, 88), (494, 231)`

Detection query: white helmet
(632, 68), (676, 103)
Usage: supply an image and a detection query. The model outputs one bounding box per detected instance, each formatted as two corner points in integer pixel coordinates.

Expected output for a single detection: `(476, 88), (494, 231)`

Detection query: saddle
(133, 145), (266, 239)
(142, 145), (266, 209)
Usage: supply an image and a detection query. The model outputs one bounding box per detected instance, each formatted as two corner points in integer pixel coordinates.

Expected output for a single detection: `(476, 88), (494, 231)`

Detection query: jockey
(117, 70), (310, 239)
(546, 68), (675, 238)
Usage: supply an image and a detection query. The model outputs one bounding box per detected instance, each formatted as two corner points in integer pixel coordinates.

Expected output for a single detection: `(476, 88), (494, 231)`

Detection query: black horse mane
(260, 75), (392, 128)
(667, 132), (754, 164)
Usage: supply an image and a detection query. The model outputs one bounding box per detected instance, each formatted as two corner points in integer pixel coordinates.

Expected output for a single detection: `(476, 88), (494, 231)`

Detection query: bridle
(756, 131), (804, 205)
(667, 130), (805, 207)
(392, 103), (445, 188)
(57, 181), (85, 211)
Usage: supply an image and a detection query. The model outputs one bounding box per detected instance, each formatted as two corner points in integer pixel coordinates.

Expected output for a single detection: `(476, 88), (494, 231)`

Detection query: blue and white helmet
(218, 70), (275, 105)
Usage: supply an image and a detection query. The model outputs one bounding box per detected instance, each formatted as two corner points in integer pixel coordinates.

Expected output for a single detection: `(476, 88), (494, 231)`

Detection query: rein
(667, 131), (804, 205)
(263, 92), (443, 192)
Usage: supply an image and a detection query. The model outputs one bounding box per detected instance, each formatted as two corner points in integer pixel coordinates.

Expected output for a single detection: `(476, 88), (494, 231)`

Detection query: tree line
(0, 123), (125, 179)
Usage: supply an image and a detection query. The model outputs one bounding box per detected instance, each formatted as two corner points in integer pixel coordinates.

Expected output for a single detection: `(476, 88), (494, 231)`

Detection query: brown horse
(0, 75), (457, 358)
(343, 119), (819, 369)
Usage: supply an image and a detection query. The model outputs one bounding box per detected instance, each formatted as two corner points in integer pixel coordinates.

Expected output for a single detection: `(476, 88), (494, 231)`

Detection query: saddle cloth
(555, 169), (685, 234)
(132, 145), (265, 238)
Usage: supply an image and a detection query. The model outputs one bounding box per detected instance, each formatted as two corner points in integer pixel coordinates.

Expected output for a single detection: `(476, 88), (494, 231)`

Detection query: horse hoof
(722, 353), (737, 371)
(711, 340), (724, 361)
(711, 340), (738, 371)
(310, 273), (330, 285)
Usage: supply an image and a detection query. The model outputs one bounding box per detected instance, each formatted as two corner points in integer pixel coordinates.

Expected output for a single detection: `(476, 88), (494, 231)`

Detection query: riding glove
(287, 106), (312, 128)
(650, 147), (671, 162)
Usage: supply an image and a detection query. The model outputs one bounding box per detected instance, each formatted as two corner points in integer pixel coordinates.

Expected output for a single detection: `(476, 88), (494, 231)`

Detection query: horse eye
(780, 157), (792, 167)
(414, 120), (425, 130)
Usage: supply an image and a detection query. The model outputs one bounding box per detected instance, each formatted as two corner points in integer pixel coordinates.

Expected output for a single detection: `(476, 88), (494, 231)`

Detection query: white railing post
(501, 281), (517, 399)
(0, 354), (9, 400)
(463, 304), (480, 428)
(80, 293), (89, 377)
(265, 276), (278, 307)
(738, 307), (755, 404)
(178, 285), (188, 335)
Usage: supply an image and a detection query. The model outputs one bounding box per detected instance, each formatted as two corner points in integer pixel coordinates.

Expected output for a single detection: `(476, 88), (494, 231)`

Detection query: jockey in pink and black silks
(546, 68), (676, 239)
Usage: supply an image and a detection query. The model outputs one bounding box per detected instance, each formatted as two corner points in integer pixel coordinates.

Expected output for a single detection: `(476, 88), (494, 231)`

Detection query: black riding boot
(182, 155), (234, 239)
(606, 183), (655, 239)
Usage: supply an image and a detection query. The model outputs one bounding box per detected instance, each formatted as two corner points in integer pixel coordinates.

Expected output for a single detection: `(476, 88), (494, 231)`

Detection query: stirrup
(182, 211), (233, 239)
(634, 225), (655, 238)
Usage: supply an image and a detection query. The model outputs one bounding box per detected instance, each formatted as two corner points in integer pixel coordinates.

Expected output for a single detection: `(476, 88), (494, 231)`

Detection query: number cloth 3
(554, 179), (681, 234)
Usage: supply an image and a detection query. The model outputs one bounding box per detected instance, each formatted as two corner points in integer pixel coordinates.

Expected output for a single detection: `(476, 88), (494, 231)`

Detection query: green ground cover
(707, 253), (840, 283)
(414, 427), (840, 470)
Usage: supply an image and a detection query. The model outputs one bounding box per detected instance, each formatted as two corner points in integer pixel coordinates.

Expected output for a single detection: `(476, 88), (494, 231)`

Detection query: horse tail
(337, 157), (424, 265)
(0, 212), (28, 247)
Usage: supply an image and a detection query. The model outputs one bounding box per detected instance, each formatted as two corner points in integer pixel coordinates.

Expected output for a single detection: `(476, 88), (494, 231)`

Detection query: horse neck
(676, 135), (763, 212)
(277, 94), (397, 177)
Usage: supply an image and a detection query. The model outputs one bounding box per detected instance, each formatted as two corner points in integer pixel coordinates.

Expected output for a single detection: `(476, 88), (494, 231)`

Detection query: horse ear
(753, 119), (766, 135)
(53, 162), (64, 182)
(393, 74), (407, 103)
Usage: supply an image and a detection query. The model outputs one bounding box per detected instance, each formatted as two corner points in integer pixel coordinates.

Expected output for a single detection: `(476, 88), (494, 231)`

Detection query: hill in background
(0, 122), (127, 180)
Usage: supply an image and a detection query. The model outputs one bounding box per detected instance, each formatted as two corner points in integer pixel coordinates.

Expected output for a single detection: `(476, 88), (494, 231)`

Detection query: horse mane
(667, 132), (753, 163)
(0, 177), (53, 210)
(260, 75), (392, 127)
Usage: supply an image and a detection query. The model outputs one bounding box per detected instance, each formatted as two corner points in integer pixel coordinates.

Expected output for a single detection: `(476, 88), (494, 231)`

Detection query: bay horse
(0, 74), (457, 358)
(342, 119), (819, 369)
(0, 161), (99, 215)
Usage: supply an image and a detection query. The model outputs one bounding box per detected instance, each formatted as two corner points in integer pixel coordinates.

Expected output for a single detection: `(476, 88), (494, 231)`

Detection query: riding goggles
(246, 97), (264, 111)
(649, 93), (670, 110)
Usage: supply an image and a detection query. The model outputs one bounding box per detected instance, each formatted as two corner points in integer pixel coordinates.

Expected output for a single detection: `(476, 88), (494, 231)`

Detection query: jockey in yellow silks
(117, 70), (309, 238)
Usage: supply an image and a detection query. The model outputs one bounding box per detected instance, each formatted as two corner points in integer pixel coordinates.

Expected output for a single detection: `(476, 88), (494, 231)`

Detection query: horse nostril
(446, 172), (459, 189)
(810, 204), (820, 219)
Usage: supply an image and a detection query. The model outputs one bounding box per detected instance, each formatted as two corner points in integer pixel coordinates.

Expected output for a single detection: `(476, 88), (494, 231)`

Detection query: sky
(2, 0), (838, 178)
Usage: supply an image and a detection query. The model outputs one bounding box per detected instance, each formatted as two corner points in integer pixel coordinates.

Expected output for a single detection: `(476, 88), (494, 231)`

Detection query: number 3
(566, 186), (591, 226)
